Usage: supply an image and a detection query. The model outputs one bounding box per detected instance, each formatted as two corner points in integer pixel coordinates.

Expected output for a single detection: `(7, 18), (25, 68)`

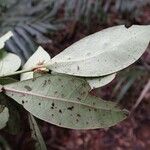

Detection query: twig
(131, 79), (150, 114)
(0, 65), (45, 78)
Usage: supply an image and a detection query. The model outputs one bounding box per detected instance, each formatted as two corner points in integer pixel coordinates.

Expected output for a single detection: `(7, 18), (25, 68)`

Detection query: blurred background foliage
(0, 0), (149, 61)
(0, 0), (150, 149)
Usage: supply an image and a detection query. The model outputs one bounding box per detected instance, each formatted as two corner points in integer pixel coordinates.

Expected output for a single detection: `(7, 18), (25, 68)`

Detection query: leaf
(0, 31), (13, 49)
(48, 25), (150, 77)
(21, 48), (48, 150)
(0, 135), (11, 150)
(0, 52), (21, 76)
(0, 78), (21, 134)
(3, 74), (126, 129)
(86, 73), (116, 89)
(0, 49), (7, 59)
(28, 114), (47, 150)
(21, 46), (51, 81)
(0, 105), (9, 129)
(0, 77), (17, 85)
(6, 105), (21, 134)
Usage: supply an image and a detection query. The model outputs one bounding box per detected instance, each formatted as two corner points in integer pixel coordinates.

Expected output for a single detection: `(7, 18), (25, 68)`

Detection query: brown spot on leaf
(67, 106), (74, 111)
(77, 114), (81, 117)
(94, 109), (97, 112)
(59, 109), (62, 113)
(52, 103), (55, 107)
(43, 80), (47, 87)
(58, 78), (62, 81)
(125, 23), (132, 28)
(24, 85), (32, 91)
(77, 97), (81, 101)
(54, 91), (58, 94)
(48, 79), (51, 83)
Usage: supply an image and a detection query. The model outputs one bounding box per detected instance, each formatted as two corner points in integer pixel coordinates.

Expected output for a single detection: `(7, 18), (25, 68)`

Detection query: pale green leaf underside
(48, 25), (150, 77)
(0, 31), (13, 49)
(0, 52), (21, 76)
(21, 45), (115, 88)
(0, 106), (9, 129)
(4, 74), (126, 129)
(86, 73), (116, 89)
(21, 46), (51, 81)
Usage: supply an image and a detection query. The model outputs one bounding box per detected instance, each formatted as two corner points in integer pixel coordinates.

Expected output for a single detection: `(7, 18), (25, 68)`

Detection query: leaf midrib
(4, 86), (121, 112)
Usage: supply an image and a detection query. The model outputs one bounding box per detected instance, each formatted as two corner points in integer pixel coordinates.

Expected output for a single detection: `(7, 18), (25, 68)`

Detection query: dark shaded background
(0, 0), (150, 150)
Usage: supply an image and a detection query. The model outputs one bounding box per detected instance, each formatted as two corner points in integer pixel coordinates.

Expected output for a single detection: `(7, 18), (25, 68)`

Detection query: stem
(0, 65), (46, 78)
(130, 79), (150, 114)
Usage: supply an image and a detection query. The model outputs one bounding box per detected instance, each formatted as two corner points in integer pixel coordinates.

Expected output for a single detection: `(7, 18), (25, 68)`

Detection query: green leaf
(0, 49), (7, 59)
(0, 77), (17, 85)
(0, 94), (21, 135)
(3, 74), (126, 129)
(28, 114), (47, 150)
(0, 135), (11, 150)
(0, 31), (13, 49)
(0, 78), (21, 134)
(21, 46), (51, 81)
(0, 105), (9, 129)
(0, 52), (21, 76)
(86, 73), (116, 89)
(48, 25), (150, 77)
